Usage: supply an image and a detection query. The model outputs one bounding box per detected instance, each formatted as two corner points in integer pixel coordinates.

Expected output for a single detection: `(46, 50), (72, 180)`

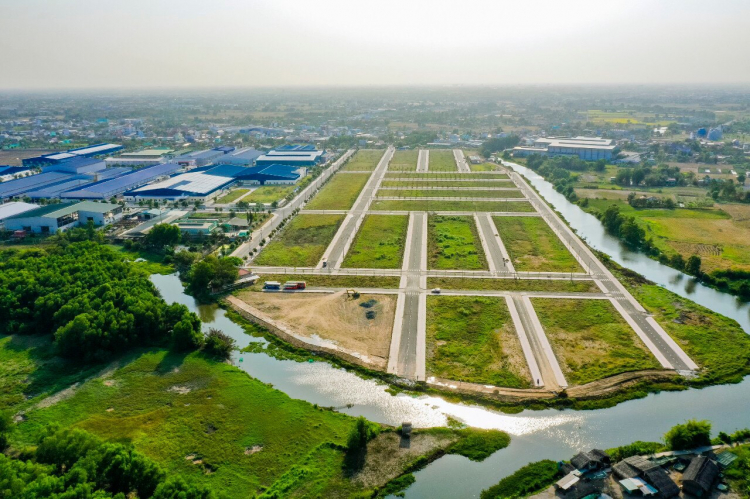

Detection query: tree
(664, 420), (711, 450)
(344, 416), (372, 472)
(172, 316), (204, 351)
(144, 223), (181, 250)
(594, 159), (607, 172)
(153, 476), (216, 499)
(203, 328), (236, 360)
(685, 255), (702, 276)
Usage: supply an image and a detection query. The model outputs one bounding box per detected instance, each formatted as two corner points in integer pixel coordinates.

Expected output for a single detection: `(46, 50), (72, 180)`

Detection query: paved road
(475, 213), (511, 272)
(232, 149), (356, 258)
(318, 147), (394, 269)
(376, 196), (532, 202)
(383, 178), (513, 182)
(417, 149), (429, 172)
(504, 161), (698, 372)
(379, 186), (521, 191)
(453, 149), (470, 172)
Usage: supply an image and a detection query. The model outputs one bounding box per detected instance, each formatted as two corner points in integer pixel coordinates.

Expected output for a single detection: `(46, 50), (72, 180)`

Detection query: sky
(1, 0), (749, 90)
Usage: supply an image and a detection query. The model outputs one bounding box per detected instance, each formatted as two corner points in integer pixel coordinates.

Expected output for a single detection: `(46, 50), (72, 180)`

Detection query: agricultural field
(371, 200), (535, 212)
(305, 173), (370, 210)
(243, 184), (297, 204)
(427, 215), (487, 270)
(426, 277), (600, 293)
(493, 216), (582, 272)
(532, 298), (661, 385)
(376, 189), (525, 199)
(429, 149), (459, 171)
(381, 180), (513, 188)
(583, 109), (675, 126)
(342, 214), (409, 268)
(215, 188), (250, 204)
(426, 296), (530, 388)
(341, 149), (384, 171)
(254, 214), (344, 267)
(388, 149), (419, 171)
(384, 172), (509, 179)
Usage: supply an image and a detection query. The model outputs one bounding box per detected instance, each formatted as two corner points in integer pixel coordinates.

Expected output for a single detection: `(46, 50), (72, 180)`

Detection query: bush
(449, 430), (510, 462)
(664, 420), (712, 450)
(481, 460), (559, 499)
(172, 316), (204, 351)
(203, 328), (236, 360)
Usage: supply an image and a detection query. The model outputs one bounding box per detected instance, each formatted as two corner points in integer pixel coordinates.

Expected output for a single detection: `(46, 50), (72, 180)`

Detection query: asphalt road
(417, 149), (429, 172)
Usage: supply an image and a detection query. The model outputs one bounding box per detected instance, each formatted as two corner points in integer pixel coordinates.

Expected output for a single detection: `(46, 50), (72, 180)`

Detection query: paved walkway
(417, 149), (429, 172)
(453, 149), (470, 172)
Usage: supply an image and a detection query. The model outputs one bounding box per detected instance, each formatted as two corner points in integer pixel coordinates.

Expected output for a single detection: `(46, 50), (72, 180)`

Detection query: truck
(283, 281), (307, 290)
(263, 281), (281, 290)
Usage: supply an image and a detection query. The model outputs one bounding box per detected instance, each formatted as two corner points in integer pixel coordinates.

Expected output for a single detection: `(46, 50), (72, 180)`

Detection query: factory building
(173, 147), (234, 169)
(0, 166), (33, 182)
(0, 201), (38, 225)
(255, 144), (324, 167)
(22, 143), (123, 167)
(220, 147), (264, 166)
(104, 148), (174, 167)
(4, 201), (123, 234)
(60, 162), (181, 200)
(513, 136), (616, 161)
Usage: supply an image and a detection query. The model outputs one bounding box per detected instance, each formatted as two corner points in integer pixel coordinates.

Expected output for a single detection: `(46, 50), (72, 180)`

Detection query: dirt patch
(168, 385), (192, 395)
(34, 383), (81, 410)
(236, 291), (396, 369)
(103, 380), (117, 387)
(245, 445), (263, 455)
(106, 407), (114, 412)
(353, 431), (458, 489)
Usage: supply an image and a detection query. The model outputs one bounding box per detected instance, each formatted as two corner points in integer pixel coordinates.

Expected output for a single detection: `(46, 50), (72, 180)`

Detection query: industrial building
(60, 162), (181, 200)
(22, 143), (123, 167)
(513, 136), (617, 161)
(255, 144), (324, 167)
(173, 147), (234, 169)
(220, 147), (263, 166)
(173, 219), (220, 236)
(0, 201), (38, 225)
(4, 201), (123, 234)
(0, 166), (33, 182)
(104, 148), (174, 167)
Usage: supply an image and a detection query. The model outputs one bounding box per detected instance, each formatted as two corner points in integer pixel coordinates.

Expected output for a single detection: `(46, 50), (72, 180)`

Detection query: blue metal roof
(202, 164), (249, 178)
(275, 144), (317, 152)
(0, 166), (31, 176)
(60, 162), (180, 198)
(0, 172), (72, 197)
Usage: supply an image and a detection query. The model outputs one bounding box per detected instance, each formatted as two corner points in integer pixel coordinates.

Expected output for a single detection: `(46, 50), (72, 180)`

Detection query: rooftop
(6, 201), (120, 220)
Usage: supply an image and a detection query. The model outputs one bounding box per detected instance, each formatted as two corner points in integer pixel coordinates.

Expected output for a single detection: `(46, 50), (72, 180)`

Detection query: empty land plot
(428, 215), (488, 270)
(215, 188), (250, 204)
(384, 172), (509, 179)
(426, 277), (600, 293)
(243, 274), (400, 290)
(305, 173), (370, 210)
(376, 189), (525, 199)
(254, 214), (344, 267)
(429, 150), (459, 171)
(243, 185), (297, 203)
(236, 291), (396, 369)
(388, 150), (419, 171)
(380, 180), (513, 188)
(533, 298), (661, 385)
(493, 217), (582, 272)
(426, 296), (530, 388)
(341, 149), (384, 171)
(342, 215), (408, 268)
(371, 200), (535, 212)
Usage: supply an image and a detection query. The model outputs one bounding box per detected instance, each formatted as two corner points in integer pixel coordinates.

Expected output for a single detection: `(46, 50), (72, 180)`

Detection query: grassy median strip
(341, 149), (384, 171)
(342, 215), (409, 269)
(243, 185), (297, 203)
(242, 273), (401, 290)
(493, 216), (582, 272)
(532, 298), (661, 385)
(377, 189), (525, 199)
(426, 277), (600, 293)
(426, 296), (531, 388)
(215, 188), (250, 204)
(384, 172), (509, 179)
(380, 180), (513, 188)
(305, 173), (370, 210)
(254, 214), (344, 267)
(429, 149), (459, 171)
(428, 215), (488, 270)
(388, 149), (419, 171)
(371, 200), (535, 212)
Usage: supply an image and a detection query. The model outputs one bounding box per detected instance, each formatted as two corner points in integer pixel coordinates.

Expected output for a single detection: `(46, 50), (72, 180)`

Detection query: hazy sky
(2, 0), (749, 89)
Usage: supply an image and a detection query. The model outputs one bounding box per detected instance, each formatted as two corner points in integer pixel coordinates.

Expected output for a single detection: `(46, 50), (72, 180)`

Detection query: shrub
(664, 420), (712, 450)
(481, 460), (559, 499)
(203, 328), (236, 360)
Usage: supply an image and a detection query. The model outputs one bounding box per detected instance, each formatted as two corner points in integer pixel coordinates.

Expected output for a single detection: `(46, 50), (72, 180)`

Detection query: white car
(431, 288), (441, 294)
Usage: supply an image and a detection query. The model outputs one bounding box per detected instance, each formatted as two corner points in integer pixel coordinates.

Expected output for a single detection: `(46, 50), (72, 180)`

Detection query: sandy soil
(237, 291), (396, 368)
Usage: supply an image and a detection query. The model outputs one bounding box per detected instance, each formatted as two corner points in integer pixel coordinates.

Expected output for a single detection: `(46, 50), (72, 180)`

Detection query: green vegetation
(381, 180), (513, 188)
(470, 162), (499, 172)
(664, 419), (712, 450)
(447, 429), (511, 461)
(241, 273), (400, 290)
(428, 215), (488, 270)
(215, 188), (250, 204)
(428, 150), (458, 172)
(342, 149), (384, 171)
(107, 243), (173, 275)
(426, 296), (530, 388)
(426, 277), (599, 293)
(533, 298), (661, 385)
(243, 185), (297, 204)
(186, 254), (241, 296)
(377, 189), (525, 198)
(0, 242), (200, 362)
(607, 441), (664, 462)
(388, 150), (419, 171)
(143, 223), (181, 251)
(480, 460), (559, 499)
(305, 173), (370, 210)
(493, 216), (582, 272)
(342, 215), (408, 269)
(254, 214), (344, 267)
(371, 200), (535, 212)
(726, 444), (750, 495)
(384, 172), (509, 179)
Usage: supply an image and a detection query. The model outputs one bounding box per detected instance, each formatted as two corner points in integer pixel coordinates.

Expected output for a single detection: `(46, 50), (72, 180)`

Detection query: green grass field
(377, 189), (525, 199)
(380, 180), (513, 188)
(371, 200), (535, 212)
(305, 173), (370, 210)
(493, 217), (582, 272)
(470, 163), (499, 172)
(241, 274), (401, 290)
(341, 215), (409, 269)
(428, 215), (488, 270)
(215, 188), (250, 204)
(243, 185), (297, 204)
(254, 214), (344, 267)
(426, 296), (530, 388)
(341, 149), (385, 171)
(384, 172), (509, 179)
(532, 298), (661, 385)
(428, 150), (458, 172)
(426, 277), (600, 293)
(388, 150), (419, 171)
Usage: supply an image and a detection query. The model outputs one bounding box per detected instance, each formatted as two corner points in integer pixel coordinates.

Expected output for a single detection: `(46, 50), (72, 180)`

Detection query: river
(149, 165), (750, 498)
